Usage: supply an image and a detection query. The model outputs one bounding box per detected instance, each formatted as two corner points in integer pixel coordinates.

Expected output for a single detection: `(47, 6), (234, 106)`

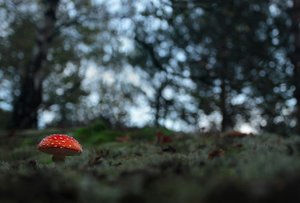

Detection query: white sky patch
(107, 0), (122, 13)
(38, 110), (56, 128)
(0, 102), (12, 111)
(127, 73), (140, 86)
(231, 94), (246, 105)
(102, 71), (115, 85)
(60, 0), (77, 18)
(123, 67), (141, 86)
(164, 119), (184, 132)
(269, 4), (281, 17)
(86, 64), (99, 81)
(119, 36), (134, 53)
(238, 123), (257, 134)
(135, 1), (146, 13)
(0, 9), (11, 37)
(129, 105), (152, 126)
(83, 62), (105, 89)
(198, 111), (223, 130)
(286, 98), (297, 107)
(88, 92), (100, 105)
(162, 87), (174, 100)
(63, 63), (77, 76)
(176, 50), (187, 62)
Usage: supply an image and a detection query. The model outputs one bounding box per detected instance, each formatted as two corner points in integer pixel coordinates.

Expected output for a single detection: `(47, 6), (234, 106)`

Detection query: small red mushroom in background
(222, 130), (250, 138)
(116, 135), (130, 142)
(208, 148), (225, 160)
(156, 131), (172, 145)
(37, 134), (83, 163)
(162, 135), (172, 143)
(232, 143), (243, 149)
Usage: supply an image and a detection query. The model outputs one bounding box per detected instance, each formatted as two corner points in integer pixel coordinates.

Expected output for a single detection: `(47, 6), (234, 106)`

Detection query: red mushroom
(208, 148), (225, 160)
(37, 134), (83, 163)
(156, 131), (172, 145)
(116, 135), (130, 142)
(223, 131), (249, 138)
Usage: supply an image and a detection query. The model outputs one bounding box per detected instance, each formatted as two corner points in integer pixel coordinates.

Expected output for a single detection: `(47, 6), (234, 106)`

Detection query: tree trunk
(220, 76), (230, 132)
(291, 0), (300, 134)
(12, 75), (43, 129)
(11, 0), (59, 129)
(154, 84), (164, 127)
(219, 42), (232, 132)
(153, 80), (170, 127)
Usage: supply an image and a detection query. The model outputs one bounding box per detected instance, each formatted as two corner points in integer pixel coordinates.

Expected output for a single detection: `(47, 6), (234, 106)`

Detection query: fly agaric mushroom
(37, 134), (83, 163)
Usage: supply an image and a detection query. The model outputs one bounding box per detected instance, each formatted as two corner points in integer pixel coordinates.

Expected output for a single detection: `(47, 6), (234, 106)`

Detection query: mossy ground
(1, 128), (300, 203)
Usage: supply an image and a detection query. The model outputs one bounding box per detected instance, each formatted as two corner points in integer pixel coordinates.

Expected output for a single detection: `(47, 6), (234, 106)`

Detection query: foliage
(129, 0), (297, 133)
(73, 119), (113, 144)
(73, 120), (173, 145)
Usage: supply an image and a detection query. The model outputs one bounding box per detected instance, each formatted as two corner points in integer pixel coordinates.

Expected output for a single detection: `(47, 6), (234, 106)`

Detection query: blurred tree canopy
(129, 0), (299, 134)
(0, 0), (127, 129)
(0, 0), (300, 135)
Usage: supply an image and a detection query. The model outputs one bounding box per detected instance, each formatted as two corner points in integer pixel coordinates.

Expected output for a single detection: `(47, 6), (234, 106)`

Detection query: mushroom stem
(52, 155), (66, 163)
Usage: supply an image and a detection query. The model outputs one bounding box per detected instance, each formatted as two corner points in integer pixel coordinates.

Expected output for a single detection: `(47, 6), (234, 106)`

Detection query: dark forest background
(1, 0), (300, 135)
(3, 2), (300, 203)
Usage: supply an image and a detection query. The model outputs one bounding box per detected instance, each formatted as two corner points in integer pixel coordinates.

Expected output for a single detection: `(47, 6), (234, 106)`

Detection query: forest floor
(1, 126), (300, 203)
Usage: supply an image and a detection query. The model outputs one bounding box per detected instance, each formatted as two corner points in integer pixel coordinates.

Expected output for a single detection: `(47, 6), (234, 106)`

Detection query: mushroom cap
(37, 134), (83, 156)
